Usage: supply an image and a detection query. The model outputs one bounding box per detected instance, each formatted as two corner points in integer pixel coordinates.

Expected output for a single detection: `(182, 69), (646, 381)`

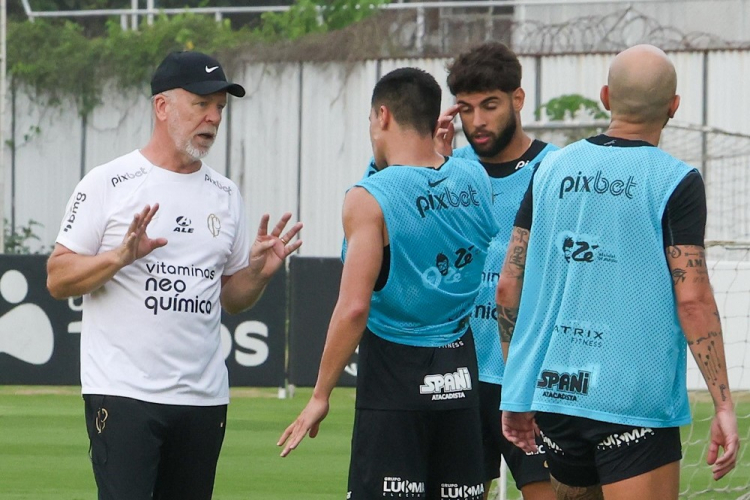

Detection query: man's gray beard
(185, 141), (210, 160)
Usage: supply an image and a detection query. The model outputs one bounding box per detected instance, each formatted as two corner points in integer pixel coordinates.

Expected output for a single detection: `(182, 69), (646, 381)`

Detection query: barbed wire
(508, 7), (747, 54)
(242, 5), (749, 62)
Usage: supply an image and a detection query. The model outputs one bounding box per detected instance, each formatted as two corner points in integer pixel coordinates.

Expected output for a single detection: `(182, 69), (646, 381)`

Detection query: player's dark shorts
(479, 382), (550, 488)
(347, 328), (484, 499)
(83, 394), (227, 500)
(534, 412), (682, 487)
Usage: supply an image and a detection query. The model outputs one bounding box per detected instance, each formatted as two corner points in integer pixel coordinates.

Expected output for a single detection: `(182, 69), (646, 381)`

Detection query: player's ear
(152, 94), (169, 121)
(668, 94), (680, 118)
(600, 85), (611, 111)
(378, 105), (391, 130)
(512, 87), (525, 112)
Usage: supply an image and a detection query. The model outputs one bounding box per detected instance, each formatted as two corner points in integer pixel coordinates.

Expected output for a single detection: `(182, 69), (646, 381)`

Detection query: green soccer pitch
(0, 386), (747, 500)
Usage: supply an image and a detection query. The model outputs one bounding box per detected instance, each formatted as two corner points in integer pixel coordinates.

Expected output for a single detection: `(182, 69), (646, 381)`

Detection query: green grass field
(0, 386), (748, 499)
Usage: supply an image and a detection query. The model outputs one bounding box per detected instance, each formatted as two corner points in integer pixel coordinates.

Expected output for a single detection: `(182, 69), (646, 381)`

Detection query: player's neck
(605, 121), (662, 147)
(478, 130), (532, 164)
(141, 137), (203, 174)
(387, 136), (446, 169)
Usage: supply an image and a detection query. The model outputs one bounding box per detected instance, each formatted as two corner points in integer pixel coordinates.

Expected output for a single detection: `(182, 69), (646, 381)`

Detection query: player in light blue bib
(281, 67), (498, 500)
(434, 43), (558, 500)
(499, 45), (739, 500)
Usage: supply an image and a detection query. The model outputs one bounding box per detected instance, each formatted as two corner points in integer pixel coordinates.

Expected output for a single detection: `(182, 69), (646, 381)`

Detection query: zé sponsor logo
(440, 483), (484, 499)
(557, 231), (617, 264)
(415, 178), (480, 218)
(558, 171), (636, 199)
(420, 367), (472, 401)
(110, 166), (147, 187)
(421, 247), (474, 289)
(382, 477), (425, 497)
(63, 192), (86, 232)
(537, 370), (591, 401)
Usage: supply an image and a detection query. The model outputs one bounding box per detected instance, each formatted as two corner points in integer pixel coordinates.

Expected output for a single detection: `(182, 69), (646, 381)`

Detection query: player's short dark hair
(371, 67), (441, 136)
(447, 42), (522, 96)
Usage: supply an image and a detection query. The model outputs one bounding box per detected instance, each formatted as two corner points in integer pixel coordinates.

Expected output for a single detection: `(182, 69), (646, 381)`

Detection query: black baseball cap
(150, 51), (246, 97)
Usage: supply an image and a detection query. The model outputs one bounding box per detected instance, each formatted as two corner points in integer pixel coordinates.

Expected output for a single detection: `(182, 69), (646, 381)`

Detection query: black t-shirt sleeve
(513, 164), (537, 230)
(662, 170), (706, 247)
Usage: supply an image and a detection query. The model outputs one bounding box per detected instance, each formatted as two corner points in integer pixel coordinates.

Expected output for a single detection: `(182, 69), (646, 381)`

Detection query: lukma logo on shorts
(598, 428), (655, 450)
(382, 477), (425, 497)
(440, 483), (484, 499)
(419, 367), (472, 400)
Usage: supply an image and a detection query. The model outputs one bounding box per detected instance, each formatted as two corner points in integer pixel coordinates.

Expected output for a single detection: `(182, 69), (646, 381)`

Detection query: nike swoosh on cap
(206, 66), (219, 73)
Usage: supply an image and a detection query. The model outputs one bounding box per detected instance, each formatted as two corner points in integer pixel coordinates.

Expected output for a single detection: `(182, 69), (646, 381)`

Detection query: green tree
(535, 94), (609, 144)
(535, 94), (609, 122)
(260, 0), (388, 41)
(7, 0), (389, 116)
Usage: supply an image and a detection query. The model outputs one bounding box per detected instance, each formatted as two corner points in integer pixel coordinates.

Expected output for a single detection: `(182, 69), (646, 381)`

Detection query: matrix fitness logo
(554, 323), (606, 349)
(558, 171), (636, 199)
(420, 367), (472, 401)
(143, 261), (217, 315)
(415, 178), (480, 218)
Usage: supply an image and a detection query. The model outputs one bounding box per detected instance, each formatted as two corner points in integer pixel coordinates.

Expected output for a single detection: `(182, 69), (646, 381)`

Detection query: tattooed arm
(666, 244), (739, 479)
(496, 226), (529, 361)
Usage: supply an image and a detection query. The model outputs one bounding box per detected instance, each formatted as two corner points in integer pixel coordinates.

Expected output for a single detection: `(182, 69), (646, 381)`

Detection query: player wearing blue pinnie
(499, 45), (739, 500)
(434, 43), (558, 500)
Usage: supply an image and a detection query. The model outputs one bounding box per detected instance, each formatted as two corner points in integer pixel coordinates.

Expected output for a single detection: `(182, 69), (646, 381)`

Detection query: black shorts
(356, 328), (479, 411)
(83, 394), (227, 500)
(348, 328), (484, 499)
(479, 382), (549, 488)
(347, 407), (485, 500)
(534, 412), (682, 487)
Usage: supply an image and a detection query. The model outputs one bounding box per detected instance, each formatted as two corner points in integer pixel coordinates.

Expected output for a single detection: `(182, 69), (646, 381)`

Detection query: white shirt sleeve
(55, 168), (106, 256)
(223, 190), (251, 276)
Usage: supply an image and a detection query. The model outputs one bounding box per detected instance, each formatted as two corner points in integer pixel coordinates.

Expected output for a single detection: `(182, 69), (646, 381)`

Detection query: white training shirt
(56, 150), (250, 406)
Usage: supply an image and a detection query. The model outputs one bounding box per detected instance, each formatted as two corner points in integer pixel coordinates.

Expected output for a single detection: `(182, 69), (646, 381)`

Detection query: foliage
(8, 20), (104, 115)
(535, 93), (609, 122)
(4, 219), (50, 255)
(260, 0), (389, 41)
(535, 94), (610, 144)
(7, 0), (388, 116)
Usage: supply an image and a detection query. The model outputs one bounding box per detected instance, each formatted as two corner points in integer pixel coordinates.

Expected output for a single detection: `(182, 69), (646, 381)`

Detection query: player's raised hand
(707, 407), (739, 480)
(502, 410), (539, 454)
(278, 396), (330, 457)
(248, 213), (303, 280)
(434, 104), (460, 156)
(117, 204), (167, 266)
